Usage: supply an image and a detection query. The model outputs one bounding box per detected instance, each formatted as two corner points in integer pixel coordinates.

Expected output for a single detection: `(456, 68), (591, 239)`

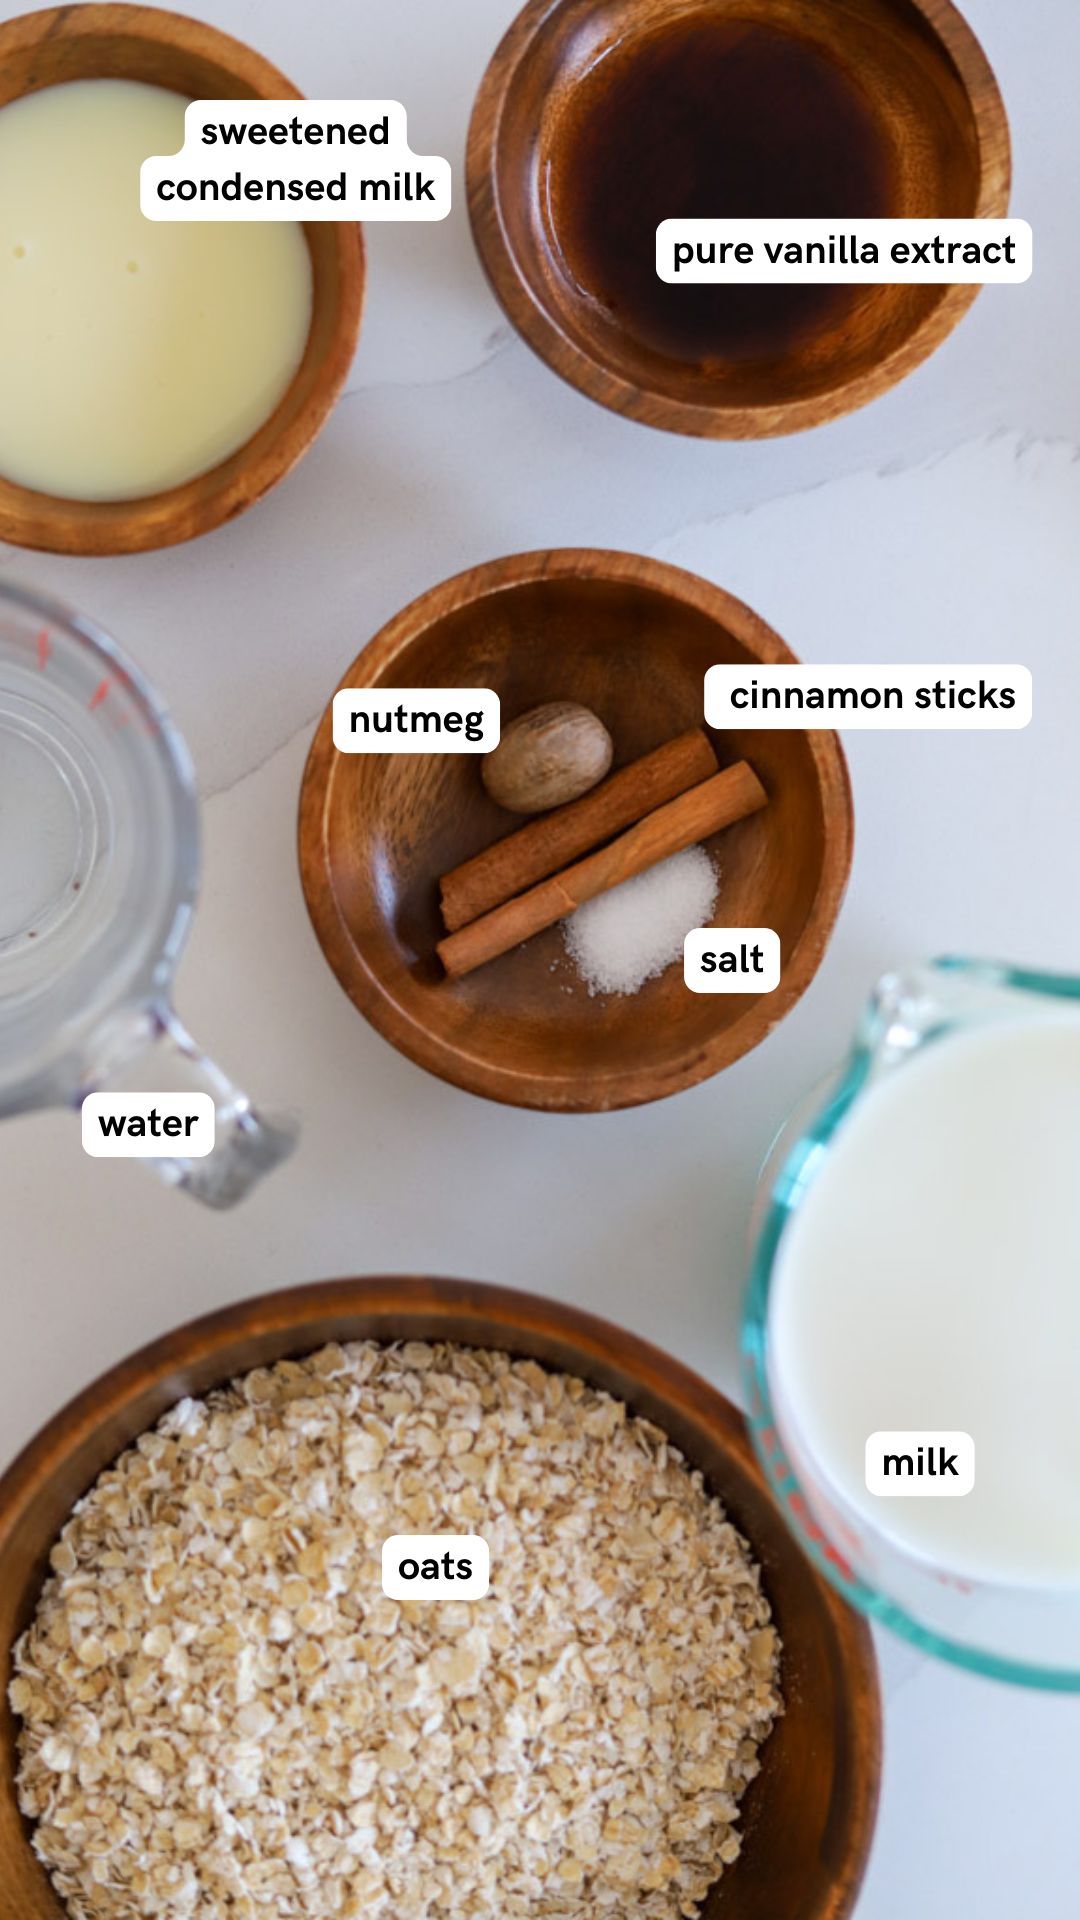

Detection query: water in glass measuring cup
(0, 580), (294, 1204)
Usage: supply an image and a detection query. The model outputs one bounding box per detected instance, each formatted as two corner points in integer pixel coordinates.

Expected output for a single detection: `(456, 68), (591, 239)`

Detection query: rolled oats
(12, 1342), (781, 1920)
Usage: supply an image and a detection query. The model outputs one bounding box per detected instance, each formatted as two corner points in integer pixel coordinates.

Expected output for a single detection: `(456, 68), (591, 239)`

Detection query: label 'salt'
(684, 927), (780, 992)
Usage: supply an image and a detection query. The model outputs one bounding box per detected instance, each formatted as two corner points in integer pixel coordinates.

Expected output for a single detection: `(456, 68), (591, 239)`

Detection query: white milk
(769, 1015), (1080, 1587)
(0, 80), (312, 500)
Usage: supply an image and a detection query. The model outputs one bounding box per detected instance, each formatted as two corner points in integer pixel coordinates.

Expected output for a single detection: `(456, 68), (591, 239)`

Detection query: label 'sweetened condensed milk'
(142, 101), (451, 221)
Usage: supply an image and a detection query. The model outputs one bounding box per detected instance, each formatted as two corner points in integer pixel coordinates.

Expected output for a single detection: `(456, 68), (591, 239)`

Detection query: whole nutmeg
(482, 702), (614, 814)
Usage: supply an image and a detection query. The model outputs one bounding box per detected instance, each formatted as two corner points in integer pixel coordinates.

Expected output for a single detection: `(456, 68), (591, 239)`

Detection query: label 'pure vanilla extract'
(547, 16), (893, 365)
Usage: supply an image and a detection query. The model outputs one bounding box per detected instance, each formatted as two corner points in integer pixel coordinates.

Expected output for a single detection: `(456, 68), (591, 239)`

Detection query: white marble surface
(3, 1), (1080, 1914)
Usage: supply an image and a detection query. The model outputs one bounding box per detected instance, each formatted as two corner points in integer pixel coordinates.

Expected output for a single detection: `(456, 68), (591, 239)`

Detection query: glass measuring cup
(742, 957), (1080, 1691)
(0, 580), (295, 1206)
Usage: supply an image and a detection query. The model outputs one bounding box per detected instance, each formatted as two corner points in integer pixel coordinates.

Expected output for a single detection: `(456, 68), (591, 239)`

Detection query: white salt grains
(563, 846), (718, 995)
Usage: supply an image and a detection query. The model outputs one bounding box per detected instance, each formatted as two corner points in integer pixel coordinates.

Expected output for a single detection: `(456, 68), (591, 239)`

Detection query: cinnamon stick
(438, 761), (767, 980)
(439, 728), (719, 933)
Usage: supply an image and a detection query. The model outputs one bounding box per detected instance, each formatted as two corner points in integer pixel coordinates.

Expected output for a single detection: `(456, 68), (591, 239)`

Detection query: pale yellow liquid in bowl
(0, 79), (313, 501)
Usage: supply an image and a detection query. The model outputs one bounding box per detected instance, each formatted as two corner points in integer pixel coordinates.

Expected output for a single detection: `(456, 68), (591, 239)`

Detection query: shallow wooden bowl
(0, 5), (364, 553)
(0, 1277), (882, 1919)
(299, 549), (853, 1111)
(467, 0), (1009, 436)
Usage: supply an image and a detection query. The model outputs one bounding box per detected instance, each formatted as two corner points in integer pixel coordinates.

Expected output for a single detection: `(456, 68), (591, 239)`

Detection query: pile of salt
(562, 846), (718, 996)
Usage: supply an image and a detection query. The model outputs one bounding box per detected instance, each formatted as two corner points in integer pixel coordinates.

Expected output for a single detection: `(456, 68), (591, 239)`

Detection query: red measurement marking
(36, 627), (49, 669)
(88, 678), (111, 710)
(788, 1490), (856, 1583)
(933, 1569), (975, 1595)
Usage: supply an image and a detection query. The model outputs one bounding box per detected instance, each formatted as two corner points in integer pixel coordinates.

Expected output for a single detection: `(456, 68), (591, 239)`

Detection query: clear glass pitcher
(0, 580), (296, 1206)
(742, 957), (1080, 1692)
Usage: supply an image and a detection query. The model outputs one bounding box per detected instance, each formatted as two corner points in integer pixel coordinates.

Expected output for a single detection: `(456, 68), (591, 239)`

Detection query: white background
(2, 3), (1079, 1915)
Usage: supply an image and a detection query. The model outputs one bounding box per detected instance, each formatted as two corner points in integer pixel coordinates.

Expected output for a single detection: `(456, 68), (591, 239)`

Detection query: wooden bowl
(0, 1276), (882, 1919)
(0, 5), (364, 554)
(467, 0), (1010, 437)
(299, 549), (853, 1112)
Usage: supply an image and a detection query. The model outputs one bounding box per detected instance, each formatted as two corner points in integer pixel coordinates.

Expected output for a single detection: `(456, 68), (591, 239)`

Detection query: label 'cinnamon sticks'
(438, 761), (768, 981)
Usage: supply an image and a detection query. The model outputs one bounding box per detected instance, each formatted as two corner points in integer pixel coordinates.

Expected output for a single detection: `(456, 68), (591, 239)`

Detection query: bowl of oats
(0, 1277), (881, 1920)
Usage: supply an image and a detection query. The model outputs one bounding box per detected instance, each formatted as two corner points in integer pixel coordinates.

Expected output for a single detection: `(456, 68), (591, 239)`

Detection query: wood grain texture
(466, 0), (1011, 438)
(441, 726), (719, 930)
(0, 1277), (882, 1920)
(297, 548), (854, 1112)
(0, 5), (365, 554)
(437, 761), (767, 979)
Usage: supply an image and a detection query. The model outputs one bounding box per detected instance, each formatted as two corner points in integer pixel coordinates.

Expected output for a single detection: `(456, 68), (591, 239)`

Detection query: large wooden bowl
(0, 1277), (882, 1919)
(0, 5), (365, 554)
(467, 0), (1010, 437)
(299, 549), (853, 1111)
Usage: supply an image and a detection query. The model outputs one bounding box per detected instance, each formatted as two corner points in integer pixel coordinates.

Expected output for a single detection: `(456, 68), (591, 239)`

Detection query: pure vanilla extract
(547, 16), (893, 365)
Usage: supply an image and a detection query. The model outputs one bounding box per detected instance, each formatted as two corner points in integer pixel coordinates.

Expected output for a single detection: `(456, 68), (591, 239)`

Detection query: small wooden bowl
(299, 549), (853, 1112)
(467, 0), (1010, 437)
(0, 1277), (882, 1919)
(0, 5), (365, 554)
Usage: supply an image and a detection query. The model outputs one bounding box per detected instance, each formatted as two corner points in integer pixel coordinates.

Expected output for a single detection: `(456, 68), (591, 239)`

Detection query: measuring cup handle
(80, 1006), (298, 1208)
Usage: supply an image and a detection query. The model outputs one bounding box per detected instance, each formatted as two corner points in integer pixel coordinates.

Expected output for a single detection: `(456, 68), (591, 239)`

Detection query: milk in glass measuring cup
(743, 958), (1080, 1690)
(0, 581), (295, 1205)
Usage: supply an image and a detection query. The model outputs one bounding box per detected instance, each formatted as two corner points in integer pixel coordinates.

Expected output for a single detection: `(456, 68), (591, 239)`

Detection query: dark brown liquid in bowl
(546, 16), (893, 365)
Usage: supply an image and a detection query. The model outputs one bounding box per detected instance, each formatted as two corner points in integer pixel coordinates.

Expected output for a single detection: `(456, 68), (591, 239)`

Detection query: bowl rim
(0, 3), (365, 555)
(465, 0), (1012, 439)
(0, 1274), (783, 1519)
(297, 546), (855, 1112)
(0, 1274), (883, 1920)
